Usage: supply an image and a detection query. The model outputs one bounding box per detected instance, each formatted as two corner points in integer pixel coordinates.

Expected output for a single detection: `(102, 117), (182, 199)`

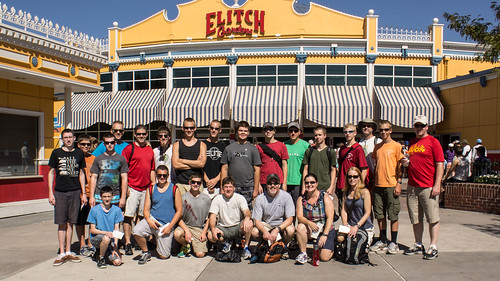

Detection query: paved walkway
(1, 189), (500, 280)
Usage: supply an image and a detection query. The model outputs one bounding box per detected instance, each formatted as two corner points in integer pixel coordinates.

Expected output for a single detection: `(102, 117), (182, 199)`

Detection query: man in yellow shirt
(369, 121), (404, 255)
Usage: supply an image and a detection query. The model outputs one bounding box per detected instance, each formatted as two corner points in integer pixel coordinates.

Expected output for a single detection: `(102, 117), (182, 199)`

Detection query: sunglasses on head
(79, 142), (91, 147)
(347, 175), (360, 179)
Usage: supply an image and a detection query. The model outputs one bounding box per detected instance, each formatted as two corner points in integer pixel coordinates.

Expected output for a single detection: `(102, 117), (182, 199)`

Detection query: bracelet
(322, 233), (328, 236)
(356, 223), (361, 228)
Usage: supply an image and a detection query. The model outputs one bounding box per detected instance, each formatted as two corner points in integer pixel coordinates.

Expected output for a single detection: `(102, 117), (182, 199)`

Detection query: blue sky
(2, 0), (496, 42)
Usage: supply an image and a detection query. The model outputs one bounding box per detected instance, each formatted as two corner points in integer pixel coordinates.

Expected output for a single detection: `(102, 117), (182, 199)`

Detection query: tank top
(453, 157), (470, 182)
(345, 192), (373, 229)
(176, 139), (202, 184)
(302, 190), (327, 225)
(150, 183), (176, 225)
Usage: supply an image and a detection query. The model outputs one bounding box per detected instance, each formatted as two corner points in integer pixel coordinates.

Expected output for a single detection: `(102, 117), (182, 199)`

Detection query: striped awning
(57, 92), (112, 130)
(163, 87), (229, 127)
(374, 86), (444, 128)
(304, 86), (372, 127)
(103, 89), (167, 129)
(233, 86), (298, 127)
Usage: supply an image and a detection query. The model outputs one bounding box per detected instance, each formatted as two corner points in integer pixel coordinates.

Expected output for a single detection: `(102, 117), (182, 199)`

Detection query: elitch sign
(206, 9), (265, 38)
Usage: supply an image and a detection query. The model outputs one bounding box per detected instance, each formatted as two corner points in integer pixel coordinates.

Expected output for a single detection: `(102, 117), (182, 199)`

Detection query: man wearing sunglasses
(174, 173), (212, 258)
(122, 124), (156, 255)
(154, 126), (173, 175)
(403, 115), (444, 260)
(256, 122), (289, 198)
(370, 121), (404, 255)
(202, 120), (226, 199)
(89, 133), (128, 208)
(92, 121), (129, 156)
(284, 122), (309, 205)
(357, 118), (382, 189)
(172, 118), (207, 195)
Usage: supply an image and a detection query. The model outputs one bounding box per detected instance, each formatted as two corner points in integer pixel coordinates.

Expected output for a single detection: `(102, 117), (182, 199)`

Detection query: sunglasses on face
(362, 125), (373, 129)
(79, 142), (91, 147)
(288, 129), (299, 133)
(190, 180), (202, 185)
(304, 181), (316, 185)
(104, 141), (115, 145)
(267, 182), (280, 186)
(344, 130), (355, 134)
(209, 126), (221, 131)
(112, 129), (124, 133)
(157, 174), (169, 179)
(136, 133), (147, 136)
(183, 126), (195, 130)
(414, 124), (426, 128)
(347, 175), (360, 179)
(158, 134), (170, 138)
(263, 127), (274, 132)
(380, 128), (391, 132)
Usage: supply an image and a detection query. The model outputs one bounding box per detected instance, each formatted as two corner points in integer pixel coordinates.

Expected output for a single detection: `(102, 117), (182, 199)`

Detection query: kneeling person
(208, 177), (253, 259)
(133, 165), (182, 264)
(252, 174), (295, 257)
(174, 173), (212, 258)
(87, 186), (124, 269)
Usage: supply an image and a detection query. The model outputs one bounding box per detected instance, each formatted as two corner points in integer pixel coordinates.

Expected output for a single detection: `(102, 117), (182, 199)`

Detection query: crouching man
(208, 177), (253, 259)
(133, 165), (182, 264)
(87, 186), (123, 269)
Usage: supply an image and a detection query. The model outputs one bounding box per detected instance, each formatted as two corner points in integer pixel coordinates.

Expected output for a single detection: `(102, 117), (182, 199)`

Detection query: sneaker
(423, 246), (438, 260)
(387, 242), (399, 255)
(125, 244), (133, 256)
(281, 250), (289, 260)
(222, 241), (232, 254)
(295, 252), (308, 265)
(242, 247), (252, 260)
(97, 256), (107, 269)
(65, 252), (82, 263)
(138, 252), (152, 265)
(80, 246), (93, 257)
(53, 254), (66, 266)
(178, 244), (191, 258)
(404, 243), (425, 255)
(370, 240), (388, 252)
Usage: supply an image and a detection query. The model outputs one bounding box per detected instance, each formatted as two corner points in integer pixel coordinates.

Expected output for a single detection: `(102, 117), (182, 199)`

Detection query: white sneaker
(369, 240), (387, 252)
(387, 242), (399, 254)
(295, 252), (308, 264)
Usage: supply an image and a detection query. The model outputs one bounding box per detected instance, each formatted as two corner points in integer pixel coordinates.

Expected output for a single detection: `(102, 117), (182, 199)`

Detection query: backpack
(214, 242), (242, 263)
(340, 228), (374, 265)
(250, 239), (285, 263)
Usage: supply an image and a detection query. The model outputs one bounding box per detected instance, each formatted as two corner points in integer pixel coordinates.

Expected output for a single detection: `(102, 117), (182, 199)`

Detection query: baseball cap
(266, 173), (280, 183)
(413, 115), (428, 126)
(288, 121), (300, 130)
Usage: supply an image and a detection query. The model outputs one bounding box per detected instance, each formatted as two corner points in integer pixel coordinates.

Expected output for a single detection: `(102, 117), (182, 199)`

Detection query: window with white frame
(305, 65), (367, 86)
(374, 65), (432, 87)
(173, 66), (230, 88)
(236, 65), (298, 86)
(117, 69), (167, 91)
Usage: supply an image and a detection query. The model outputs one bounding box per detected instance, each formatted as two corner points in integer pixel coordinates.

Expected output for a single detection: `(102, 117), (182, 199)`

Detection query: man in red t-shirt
(336, 123), (368, 213)
(256, 122), (289, 198)
(403, 115), (444, 260)
(121, 124), (155, 256)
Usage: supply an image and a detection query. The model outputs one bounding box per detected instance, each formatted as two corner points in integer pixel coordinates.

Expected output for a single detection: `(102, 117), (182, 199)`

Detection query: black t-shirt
(49, 148), (85, 192)
(203, 140), (226, 189)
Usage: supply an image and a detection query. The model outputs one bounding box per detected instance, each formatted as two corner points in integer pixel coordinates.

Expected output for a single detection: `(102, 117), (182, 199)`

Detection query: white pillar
(64, 88), (72, 129)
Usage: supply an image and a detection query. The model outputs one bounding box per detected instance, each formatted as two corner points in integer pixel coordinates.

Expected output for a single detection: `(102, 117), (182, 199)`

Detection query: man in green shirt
(284, 122), (309, 205)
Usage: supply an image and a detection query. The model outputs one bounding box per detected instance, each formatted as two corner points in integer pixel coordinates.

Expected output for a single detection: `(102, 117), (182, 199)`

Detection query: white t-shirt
(209, 193), (249, 227)
(358, 136), (382, 173)
(153, 146), (173, 179)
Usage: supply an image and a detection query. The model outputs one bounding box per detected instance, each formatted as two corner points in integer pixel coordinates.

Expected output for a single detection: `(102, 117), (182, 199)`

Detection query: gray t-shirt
(220, 142), (261, 188)
(90, 152), (129, 195)
(252, 190), (295, 226)
(181, 191), (211, 228)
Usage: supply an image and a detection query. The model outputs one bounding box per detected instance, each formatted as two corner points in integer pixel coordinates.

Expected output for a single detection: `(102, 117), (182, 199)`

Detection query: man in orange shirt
(369, 121), (403, 255)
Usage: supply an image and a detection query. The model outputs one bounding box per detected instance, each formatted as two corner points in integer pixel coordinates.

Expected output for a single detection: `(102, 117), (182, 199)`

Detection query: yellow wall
(437, 75), (500, 150)
(442, 59), (499, 80)
(0, 78), (54, 158)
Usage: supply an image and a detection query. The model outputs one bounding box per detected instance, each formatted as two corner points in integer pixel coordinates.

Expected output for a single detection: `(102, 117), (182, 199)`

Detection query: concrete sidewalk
(1, 200), (500, 280)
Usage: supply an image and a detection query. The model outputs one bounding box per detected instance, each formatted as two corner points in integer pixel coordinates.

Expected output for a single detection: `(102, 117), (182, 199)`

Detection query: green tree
(443, 1), (500, 63)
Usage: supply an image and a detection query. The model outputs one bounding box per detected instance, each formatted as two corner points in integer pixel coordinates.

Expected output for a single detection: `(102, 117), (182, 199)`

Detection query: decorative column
(365, 9), (378, 118)
(431, 18), (444, 82)
(108, 21), (121, 95)
(64, 88), (72, 129)
(296, 53), (307, 128)
(227, 55), (238, 140)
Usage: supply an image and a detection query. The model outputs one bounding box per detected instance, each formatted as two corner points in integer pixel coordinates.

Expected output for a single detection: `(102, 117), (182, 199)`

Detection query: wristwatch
(322, 233), (328, 237)
(397, 180), (403, 184)
(277, 226), (282, 232)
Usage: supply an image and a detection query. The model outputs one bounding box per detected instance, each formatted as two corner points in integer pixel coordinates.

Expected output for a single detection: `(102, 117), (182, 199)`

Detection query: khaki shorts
(407, 185), (440, 224)
(176, 183), (204, 196)
(124, 187), (146, 218)
(175, 225), (209, 254)
(373, 186), (400, 221)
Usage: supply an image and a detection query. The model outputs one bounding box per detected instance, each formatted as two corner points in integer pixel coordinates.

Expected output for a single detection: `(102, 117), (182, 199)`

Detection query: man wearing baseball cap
(403, 115), (444, 260)
(284, 122), (309, 204)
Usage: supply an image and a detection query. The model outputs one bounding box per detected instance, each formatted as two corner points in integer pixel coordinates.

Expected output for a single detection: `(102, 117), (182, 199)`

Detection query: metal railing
(473, 159), (500, 184)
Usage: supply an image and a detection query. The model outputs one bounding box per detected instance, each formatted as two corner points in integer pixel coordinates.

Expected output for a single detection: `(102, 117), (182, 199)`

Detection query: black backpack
(337, 228), (375, 265)
(214, 242), (241, 263)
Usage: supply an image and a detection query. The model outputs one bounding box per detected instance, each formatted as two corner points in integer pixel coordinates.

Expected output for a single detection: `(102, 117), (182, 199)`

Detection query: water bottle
(312, 244), (320, 266)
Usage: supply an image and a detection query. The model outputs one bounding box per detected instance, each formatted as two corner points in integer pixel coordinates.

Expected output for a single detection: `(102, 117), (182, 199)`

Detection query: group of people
(48, 113), (445, 269)
(443, 138), (490, 182)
